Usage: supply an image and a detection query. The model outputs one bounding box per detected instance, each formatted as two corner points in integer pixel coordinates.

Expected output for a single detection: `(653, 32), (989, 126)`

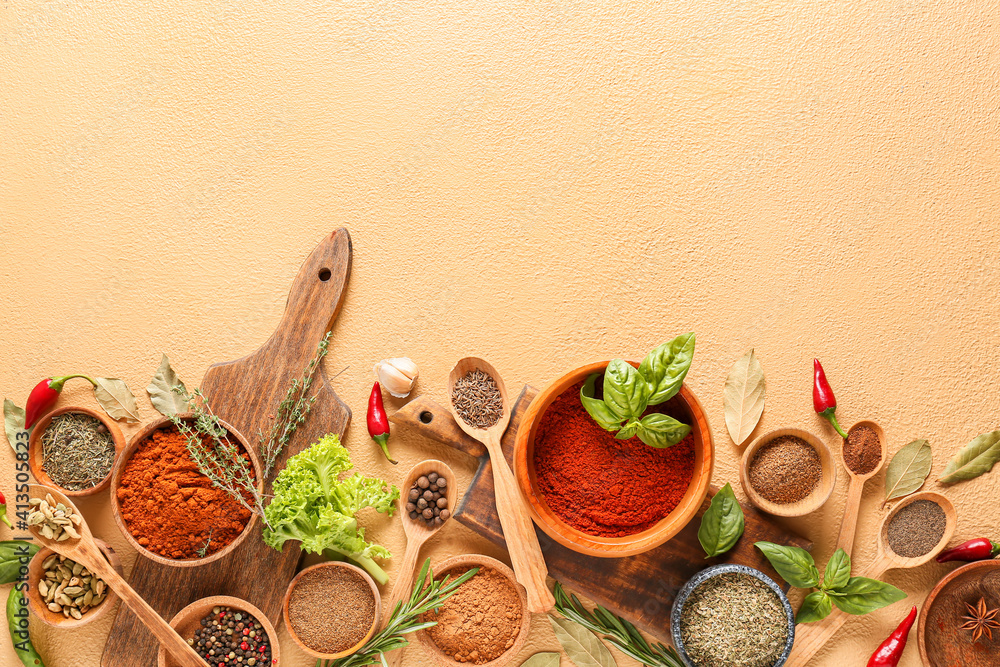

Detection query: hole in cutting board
(419, 411), (434, 424)
(318, 268), (332, 281)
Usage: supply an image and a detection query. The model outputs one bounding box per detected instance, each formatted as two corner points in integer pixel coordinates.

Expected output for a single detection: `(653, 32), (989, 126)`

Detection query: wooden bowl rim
(109, 412), (262, 567)
(28, 405), (126, 498)
(157, 594), (281, 667)
(918, 559), (1000, 666)
(513, 359), (715, 557)
(739, 428), (837, 517)
(877, 491), (957, 567)
(281, 561), (382, 659)
(841, 419), (889, 480)
(415, 554), (531, 667)
(27, 538), (123, 629)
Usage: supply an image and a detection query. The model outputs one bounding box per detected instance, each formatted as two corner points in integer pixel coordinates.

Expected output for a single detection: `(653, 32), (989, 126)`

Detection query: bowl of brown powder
(282, 561), (381, 660)
(416, 555), (530, 667)
(740, 428), (836, 517)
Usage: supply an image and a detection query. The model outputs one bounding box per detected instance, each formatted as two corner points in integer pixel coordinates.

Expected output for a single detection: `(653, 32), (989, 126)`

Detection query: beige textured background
(2, 1), (999, 665)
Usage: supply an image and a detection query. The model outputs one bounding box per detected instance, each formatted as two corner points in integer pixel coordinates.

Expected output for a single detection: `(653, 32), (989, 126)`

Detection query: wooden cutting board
(391, 386), (812, 642)
(102, 229), (354, 667)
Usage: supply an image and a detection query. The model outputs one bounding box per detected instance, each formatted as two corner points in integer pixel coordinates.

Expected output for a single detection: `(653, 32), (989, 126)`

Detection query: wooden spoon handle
(384, 539), (424, 624)
(485, 436), (554, 613)
(87, 557), (206, 667)
(835, 476), (866, 557)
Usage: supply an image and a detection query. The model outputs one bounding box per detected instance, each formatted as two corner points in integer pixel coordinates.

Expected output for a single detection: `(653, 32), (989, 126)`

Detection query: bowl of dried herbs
(28, 406), (125, 498)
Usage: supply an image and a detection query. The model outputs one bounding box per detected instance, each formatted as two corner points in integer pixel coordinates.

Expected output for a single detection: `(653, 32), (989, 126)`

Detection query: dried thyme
(679, 573), (787, 667)
(452, 370), (503, 428)
(40, 413), (115, 490)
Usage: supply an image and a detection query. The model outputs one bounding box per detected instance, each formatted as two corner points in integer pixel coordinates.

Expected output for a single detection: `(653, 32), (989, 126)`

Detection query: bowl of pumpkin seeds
(26, 538), (122, 628)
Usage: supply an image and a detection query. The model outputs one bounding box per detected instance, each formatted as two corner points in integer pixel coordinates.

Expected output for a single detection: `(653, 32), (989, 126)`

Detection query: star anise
(961, 597), (1000, 642)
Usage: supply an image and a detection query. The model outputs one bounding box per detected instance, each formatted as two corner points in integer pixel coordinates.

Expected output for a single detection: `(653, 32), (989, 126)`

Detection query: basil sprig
(580, 333), (695, 448)
(697, 483), (745, 558)
(755, 543), (906, 623)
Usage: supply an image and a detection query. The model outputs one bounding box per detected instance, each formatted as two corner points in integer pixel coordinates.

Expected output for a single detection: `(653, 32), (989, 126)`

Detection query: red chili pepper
(367, 382), (397, 464)
(937, 538), (1000, 563)
(0, 490), (9, 528)
(813, 359), (849, 439)
(867, 605), (916, 667)
(24, 375), (96, 428)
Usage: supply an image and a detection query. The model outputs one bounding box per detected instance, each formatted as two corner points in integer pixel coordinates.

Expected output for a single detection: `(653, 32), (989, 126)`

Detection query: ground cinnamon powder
(423, 565), (523, 664)
(844, 425), (880, 475)
(116, 426), (252, 559)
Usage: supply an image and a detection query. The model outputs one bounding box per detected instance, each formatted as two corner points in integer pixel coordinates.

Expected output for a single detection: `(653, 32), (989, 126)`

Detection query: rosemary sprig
(317, 558), (478, 667)
(553, 582), (684, 667)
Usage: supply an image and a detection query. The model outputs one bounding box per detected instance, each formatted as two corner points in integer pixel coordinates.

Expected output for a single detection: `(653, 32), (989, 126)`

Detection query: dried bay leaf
(93, 377), (140, 423)
(723, 349), (766, 446)
(520, 653), (561, 667)
(884, 439), (932, 504)
(3, 399), (26, 453)
(147, 354), (189, 416)
(549, 615), (616, 667)
(940, 428), (1000, 484)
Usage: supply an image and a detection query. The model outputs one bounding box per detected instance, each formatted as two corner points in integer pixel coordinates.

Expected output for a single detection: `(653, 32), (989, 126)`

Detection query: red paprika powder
(533, 381), (695, 537)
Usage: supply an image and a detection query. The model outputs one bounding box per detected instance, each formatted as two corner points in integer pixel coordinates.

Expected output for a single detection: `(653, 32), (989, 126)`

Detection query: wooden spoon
(834, 420), (888, 557)
(26, 485), (206, 667)
(448, 357), (554, 613)
(786, 491), (956, 666)
(383, 459), (458, 667)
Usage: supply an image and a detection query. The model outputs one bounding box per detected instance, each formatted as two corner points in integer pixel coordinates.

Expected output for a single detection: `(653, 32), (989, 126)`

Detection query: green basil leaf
(0, 541), (40, 585)
(636, 413), (691, 448)
(698, 483), (745, 558)
(827, 577), (907, 615)
(603, 359), (648, 420)
(615, 420), (641, 440)
(755, 542), (820, 589)
(638, 332), (696, 405)
(822, 549), (852, 591)
(580, 374), (623, 432)
(797, 591), (833, 623)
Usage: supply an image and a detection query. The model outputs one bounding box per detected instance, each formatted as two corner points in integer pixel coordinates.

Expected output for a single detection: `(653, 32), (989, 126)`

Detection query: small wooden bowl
(879, 491), (957, 565)
(27, 539), (123, 629)
(283, 561), (382, 660)
(739, 428), (836, 517)
(919, 560), (1000, 666)
(514, 360), (714, 557)
(158, 595), (281, 667)
(109, 413), (262, 567)
(28, 406), (125, 498)
(416, 554), (530, 667)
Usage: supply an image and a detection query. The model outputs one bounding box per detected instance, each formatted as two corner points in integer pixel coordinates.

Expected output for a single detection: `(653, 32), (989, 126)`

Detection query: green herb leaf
(797, 591), (833, 623)
(580, 374), (623, 432)
(755, 542), (820, 589)
(615, 420), (641, 440)
(635, 413), (691, 448)
(3, 399), (26, 454)
(0, 542), (40, 585)
(723, 349), (766, 446)
(93, 377), (140, 423)
(603, 359), (649, 420)
(146, 354), (189, 416)
(883, 439), (932, 503)
(638, 333), (696, 405)
(939, 429), (1000, 484)
(549, 615), (617, 667)
(697, 483), (745, 558)
(519, 654), (561, 667)
(821, 549), (851, 591)
(827, 577), (906, 615)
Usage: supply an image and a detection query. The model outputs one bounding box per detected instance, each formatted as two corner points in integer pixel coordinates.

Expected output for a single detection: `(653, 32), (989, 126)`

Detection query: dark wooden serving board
(391, 387), (812, 642)
(103, 229), (354, 667)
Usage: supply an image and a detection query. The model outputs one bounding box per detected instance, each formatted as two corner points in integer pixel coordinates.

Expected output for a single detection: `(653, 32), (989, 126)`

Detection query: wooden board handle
(390, 396), (488, 459)
(834, 476), (866, 557)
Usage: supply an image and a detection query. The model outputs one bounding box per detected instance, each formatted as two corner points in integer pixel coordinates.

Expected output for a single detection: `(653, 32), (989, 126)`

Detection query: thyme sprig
(553, 582), (684, 667)
(317, 558), (478, 667)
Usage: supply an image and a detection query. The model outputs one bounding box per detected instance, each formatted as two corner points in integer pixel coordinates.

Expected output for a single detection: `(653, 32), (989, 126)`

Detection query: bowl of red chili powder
(110, 413), (262, 566)
(514, 360), (713, 557)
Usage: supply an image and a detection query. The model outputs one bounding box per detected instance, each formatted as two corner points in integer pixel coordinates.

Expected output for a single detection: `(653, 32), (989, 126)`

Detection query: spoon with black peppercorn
(26, 484), (205, 667)
(383, 459), (458, 667)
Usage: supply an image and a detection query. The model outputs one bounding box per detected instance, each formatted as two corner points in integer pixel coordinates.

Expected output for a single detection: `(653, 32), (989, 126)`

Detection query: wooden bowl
(416, 554), (530, 667)
(27, 539), (123, 629)
(282, 561), (382, 660)
(157, 595), (281, 667)
(513, 360), (714, 557)
(739, 428), (836, 517)
(919, 560), (1000, 666)
(28, 406), (125, 498)
(109, 413), (262, 567)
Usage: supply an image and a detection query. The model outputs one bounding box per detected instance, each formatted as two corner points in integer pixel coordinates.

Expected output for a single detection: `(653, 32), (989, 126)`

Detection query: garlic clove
(385, 357), (418, 380)
(374, 357), (419, 398)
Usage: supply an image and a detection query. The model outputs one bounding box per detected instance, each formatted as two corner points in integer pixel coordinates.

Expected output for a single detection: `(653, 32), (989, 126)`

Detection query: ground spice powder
(748, 436), (821, 504)
(423, 565), (523, 664)
(887, 499), (946, 558)
(116, 426), (252, 559)
(288, 566), (375, 654)
(533, 381), (695, 537)
(844, 425), (880, 475)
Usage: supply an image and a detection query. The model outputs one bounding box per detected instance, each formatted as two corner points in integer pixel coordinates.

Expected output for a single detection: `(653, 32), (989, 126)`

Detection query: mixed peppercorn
(406, 471), (449, 526)
(187, 606), (273, 666)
